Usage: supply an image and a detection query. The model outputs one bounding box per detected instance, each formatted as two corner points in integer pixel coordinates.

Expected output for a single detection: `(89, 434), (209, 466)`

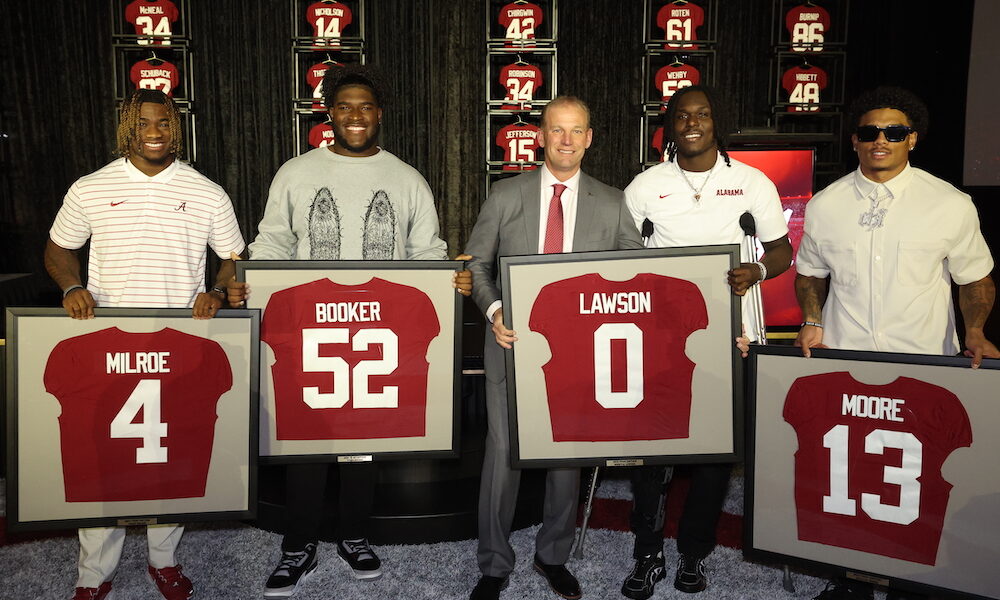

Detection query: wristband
(801, 321), (823, 328)
(62, 284), (84, 298)
(210, 285), (227, 299)
(753, 261), (767, 282)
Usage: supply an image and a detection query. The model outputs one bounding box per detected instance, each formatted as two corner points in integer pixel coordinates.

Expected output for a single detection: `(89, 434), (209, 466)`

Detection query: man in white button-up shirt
(796, 86), (997, 367)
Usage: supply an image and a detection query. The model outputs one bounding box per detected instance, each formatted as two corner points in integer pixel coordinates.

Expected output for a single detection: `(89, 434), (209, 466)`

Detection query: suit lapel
(572, 172), (595, 251)
(521, 171), (542, 253)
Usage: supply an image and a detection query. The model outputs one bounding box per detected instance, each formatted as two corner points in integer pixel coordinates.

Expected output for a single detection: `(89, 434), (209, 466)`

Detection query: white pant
(76, 524), (183, 588)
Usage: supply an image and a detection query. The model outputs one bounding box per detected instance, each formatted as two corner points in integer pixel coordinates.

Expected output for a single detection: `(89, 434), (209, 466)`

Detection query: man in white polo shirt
(621, 84), (792, 599)
(795, 86), (996, 600)
(44, 88), (245, 600)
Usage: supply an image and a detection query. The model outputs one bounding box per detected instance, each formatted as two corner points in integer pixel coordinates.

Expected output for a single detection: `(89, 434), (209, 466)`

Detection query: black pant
(630, 463), (732, 559)
(281, 461), (377, 552)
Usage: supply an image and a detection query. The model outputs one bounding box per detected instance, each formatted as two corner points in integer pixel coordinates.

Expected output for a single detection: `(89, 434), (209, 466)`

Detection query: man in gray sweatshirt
(228, 64), (469, 599)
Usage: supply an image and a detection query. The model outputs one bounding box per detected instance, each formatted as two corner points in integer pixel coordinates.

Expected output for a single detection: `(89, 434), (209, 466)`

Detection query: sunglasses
(855, 125), (914, 143)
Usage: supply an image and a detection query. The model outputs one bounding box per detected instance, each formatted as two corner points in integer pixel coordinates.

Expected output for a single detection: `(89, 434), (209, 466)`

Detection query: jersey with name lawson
(783, 372), (972, 565)
(654, 63), (701, 109)
(306, 1), (353, 48)
(786, 4), (831, 52)
(261, 277), (439, 440)
(498, 2), (544, 46)
(308, 122), (336, 148)
(130, 59), (180, 97)
(782, 65), (828, 112)
(496, 123), (541, 171)
(124, 0), (179, 46)
(499, 63), (544, 109)
(306, 62), (337, 111)
(656, 1), (704, 50)
(529, 273), (708, 442)
(43, 327), (231, 503)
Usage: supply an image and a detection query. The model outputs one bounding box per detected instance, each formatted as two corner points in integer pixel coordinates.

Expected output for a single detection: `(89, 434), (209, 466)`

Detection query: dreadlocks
(116, 89), (182, 158)
(849, 86), (929, 140)
(321, 63), (392, 110)
(661, 85), (733, 167)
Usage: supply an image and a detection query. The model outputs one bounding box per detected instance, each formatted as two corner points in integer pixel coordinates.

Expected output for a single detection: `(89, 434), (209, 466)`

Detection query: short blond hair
(540, 96), (591, 129)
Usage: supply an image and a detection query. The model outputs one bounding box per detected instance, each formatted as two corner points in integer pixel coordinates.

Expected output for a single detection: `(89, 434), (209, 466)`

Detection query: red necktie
(543, 183), (567, 253)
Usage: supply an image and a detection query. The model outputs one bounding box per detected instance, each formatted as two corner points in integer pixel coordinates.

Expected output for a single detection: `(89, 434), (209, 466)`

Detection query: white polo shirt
(796, 164), (994, 355)
(624, 153), (788, 340)
(50, 158), (246, 308)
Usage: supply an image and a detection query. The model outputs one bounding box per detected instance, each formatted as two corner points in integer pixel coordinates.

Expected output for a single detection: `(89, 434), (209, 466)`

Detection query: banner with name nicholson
(500, 246), (742, 469)
(746, 345), (1000, 600)
(4, 307), (259, 532)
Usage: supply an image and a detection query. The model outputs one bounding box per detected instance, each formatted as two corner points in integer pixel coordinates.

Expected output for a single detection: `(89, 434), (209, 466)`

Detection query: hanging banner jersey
(656, 1), (704, 50)
(499, 63), (544, 109)
(782, 65), (828, 112)
(261, 277), (439, 440)
(308, 122), (336, 148)
(498, 1), (544, 46)
(496, 123), (541, 171)
(43, 327), (231, 502)
(529, 273), (708, 442)
(124, 0), (179, 46)
(306, 62), (336, 111)
(653, 63), (701, 109)
(783, 372), (973, 565)
(306, 1), (353, 48)
(129, 59), (180, 97)
(786, 4), (831, 52)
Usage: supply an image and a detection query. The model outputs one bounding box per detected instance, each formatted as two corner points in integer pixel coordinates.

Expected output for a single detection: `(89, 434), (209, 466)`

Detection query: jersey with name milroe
(783, 372), (972, 565)
(43, 327), (232, 502)
(529, 272), (707, 442)
(48, 158), (245, 308)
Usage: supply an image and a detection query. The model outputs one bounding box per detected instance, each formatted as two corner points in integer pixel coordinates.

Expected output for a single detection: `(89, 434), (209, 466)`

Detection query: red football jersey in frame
(783, 372), (972, 565)
(656, 1), (704, 50)
(786, 4), (831, 52)
(496, 123), (541, 171)
(529, 273), (708, 442)
(782, 65), (828, 112)
(261, 277), (439, 440)
(43, 327), (231, 502)
(498, 1), (544, 45)
(124, 0), (179, 46)
(499, 63), (544, 109)
(305, 1), (353, 47)
(130, 59), (180, 97)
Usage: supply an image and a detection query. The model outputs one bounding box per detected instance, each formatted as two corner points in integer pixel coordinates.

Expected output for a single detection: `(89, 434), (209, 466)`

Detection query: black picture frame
(745, 344), (1000, 600)
(4, 307), (259, 532)
(500, 245), (742, 468)
(235, 260), (463, 463)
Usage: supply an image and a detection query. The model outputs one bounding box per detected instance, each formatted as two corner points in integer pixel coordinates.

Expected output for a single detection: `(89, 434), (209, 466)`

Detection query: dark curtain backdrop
(2, 1), (996, 339)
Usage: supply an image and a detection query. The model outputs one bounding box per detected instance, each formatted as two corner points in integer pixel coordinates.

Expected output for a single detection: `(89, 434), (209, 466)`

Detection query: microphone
(641, 218), (654, 248)
(739, 211), (756, 237)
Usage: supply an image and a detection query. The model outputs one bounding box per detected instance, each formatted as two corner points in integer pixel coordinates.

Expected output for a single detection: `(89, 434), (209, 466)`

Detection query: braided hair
(661, 85), (732, 167)
(115, 89), (182, 158)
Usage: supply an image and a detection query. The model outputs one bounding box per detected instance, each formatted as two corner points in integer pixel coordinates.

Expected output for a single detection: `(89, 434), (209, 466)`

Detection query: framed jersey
(4, 308), (259, 532)
(235, 260), (462, 463)
(746, 345), (1000, 600)
(500, 246), (743, 469)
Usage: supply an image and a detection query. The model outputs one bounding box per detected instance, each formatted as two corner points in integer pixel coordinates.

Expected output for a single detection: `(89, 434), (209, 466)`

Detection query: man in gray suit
(464, 96), (644, 600)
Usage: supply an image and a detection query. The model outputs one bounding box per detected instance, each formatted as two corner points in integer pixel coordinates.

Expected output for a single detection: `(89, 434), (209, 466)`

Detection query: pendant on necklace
(694, 193), (701, 201)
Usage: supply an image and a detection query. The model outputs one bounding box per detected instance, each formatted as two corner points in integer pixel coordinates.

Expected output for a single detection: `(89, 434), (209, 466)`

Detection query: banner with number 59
(4, 307), (259, 531)
(500, 246), (742, 468)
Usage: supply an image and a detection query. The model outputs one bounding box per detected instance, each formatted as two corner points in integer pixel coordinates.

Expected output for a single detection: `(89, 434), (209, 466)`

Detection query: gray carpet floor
(0, 477), (888, 600)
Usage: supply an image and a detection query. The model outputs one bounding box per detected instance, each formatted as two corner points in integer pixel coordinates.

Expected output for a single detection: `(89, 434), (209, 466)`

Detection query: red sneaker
(70, 581), (113, 600)
(147, 564), (194, 600)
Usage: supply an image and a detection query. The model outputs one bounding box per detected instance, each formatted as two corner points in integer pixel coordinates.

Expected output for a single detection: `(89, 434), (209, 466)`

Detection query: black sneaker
(813, 580), (874, 600)
(337, 538), (382, 580)
(621, 551), (666, 600)
(673, 554), (707, 593)
(263, 543), (318, 598)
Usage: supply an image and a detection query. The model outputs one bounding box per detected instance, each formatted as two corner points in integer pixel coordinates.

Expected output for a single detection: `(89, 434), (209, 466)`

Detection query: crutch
(571, 466), (600, 558)
(738, 211), (767, 344)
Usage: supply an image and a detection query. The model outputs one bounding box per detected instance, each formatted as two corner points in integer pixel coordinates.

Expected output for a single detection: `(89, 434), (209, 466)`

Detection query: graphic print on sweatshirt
(306, 187), (398, 259)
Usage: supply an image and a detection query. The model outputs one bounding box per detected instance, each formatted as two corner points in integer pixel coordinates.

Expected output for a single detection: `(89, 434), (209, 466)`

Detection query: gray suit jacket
(464, 169), (644, 378)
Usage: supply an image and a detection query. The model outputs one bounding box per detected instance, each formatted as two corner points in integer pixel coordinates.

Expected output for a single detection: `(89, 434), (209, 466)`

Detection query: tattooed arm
(959, 275), (999, 368)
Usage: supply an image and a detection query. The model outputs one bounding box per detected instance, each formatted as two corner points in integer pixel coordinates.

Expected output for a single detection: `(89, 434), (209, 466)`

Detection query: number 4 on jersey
(110, 379), (168, 464)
